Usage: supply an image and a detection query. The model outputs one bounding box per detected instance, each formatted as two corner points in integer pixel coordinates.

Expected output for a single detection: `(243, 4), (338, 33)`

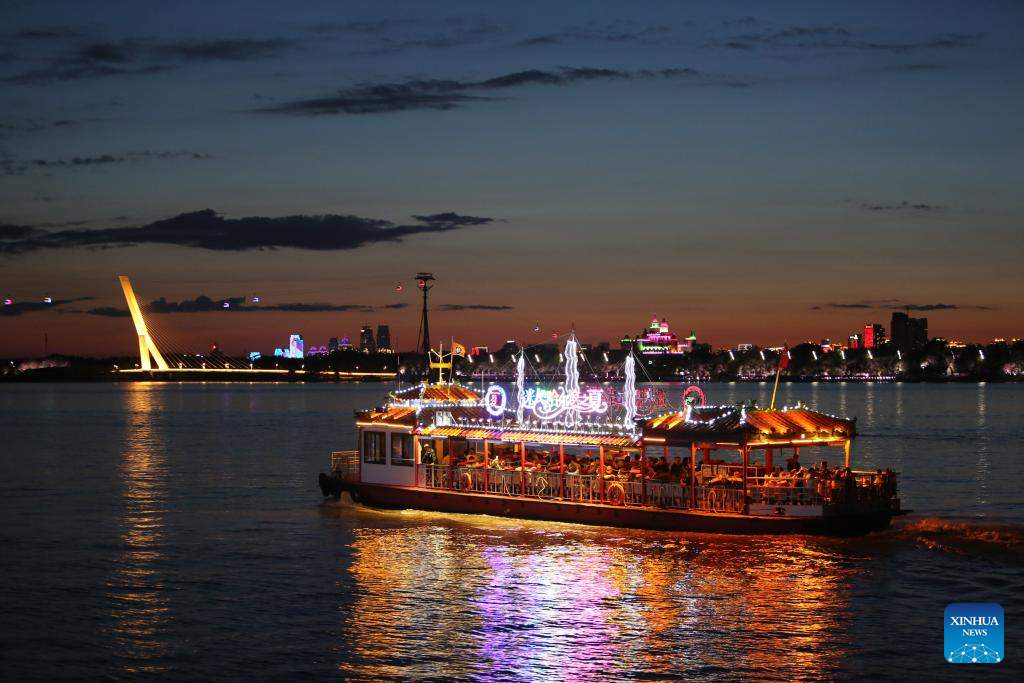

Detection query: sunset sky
(2, 1), (1021, 357)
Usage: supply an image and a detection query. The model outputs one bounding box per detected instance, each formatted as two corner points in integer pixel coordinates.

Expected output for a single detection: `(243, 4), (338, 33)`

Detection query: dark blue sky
(1, 1), (1021, 356)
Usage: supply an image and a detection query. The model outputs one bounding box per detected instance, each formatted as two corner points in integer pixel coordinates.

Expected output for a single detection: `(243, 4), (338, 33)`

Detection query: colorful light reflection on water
(336, 509), (871, 681)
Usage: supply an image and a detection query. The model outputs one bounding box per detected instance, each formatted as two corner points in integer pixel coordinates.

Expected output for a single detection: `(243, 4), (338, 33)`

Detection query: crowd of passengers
(428, 446), (693, 484)
(425, 445), (896, 503)
(756, 454), (898, 504)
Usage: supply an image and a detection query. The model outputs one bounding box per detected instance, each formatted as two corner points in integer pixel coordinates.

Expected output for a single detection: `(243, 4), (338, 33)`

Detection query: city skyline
(2, 1), (1022, 356)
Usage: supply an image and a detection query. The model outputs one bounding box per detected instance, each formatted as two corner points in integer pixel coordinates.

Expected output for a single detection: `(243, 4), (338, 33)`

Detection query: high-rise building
(891, 312), (928, 351)
(376, 325), (391, 352)
(328, 337), (339, 351)
(288, 333), (304, 359)
(863, 323), (885, 349)
(848, 333), (860, 350)
(359, 325), (376, 353)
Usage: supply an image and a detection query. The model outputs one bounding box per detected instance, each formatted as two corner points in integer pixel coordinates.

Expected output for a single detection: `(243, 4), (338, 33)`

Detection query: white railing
(645, 481), (689, 509)
(695, 485), (745, 513)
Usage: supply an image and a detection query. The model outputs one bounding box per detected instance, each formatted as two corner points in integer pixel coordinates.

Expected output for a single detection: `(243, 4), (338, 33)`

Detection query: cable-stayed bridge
(115, 276), (396, 380)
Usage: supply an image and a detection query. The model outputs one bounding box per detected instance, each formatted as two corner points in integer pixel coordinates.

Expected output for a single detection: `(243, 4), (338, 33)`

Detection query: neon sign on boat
(484, 385), (507, 417)
(522, 387), (609, 421)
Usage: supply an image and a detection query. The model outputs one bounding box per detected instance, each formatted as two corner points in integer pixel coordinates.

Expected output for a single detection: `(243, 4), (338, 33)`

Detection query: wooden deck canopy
(642, 405), (855, 448)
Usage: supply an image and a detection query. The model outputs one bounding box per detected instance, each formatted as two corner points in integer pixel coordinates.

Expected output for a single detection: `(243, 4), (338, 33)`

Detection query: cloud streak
(717, 26), (978, 53)
(813, 300), (993, 311)
(5, 37), (294, 84)
(83, 297), (410, 316)
(436, 304), (514, 311)
(859, 201), (944, 212)
(0, 208), (496, 254)
(259, 66), (698, 115)
(1, 296), (93, 316)
(2, 150), (212, 176)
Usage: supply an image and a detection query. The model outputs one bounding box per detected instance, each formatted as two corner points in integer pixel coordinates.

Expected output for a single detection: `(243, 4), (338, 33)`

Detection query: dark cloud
(722, 17), (759, 28)
(81, 297), (410, 316)
(0, 208), (496, 254)
(815, 303), (872, 309)
(261, 66), (699, 116)
(813, 299), (992, 311)
(860, 201), (944, 212)
(16, 28), (82, 40)
(898, 303), (994, 311)
(436, 304), (513, 311)
(0, 223), (37, 240)
(5, 37), (293, 84)
(518, 26), (670, 47)
(2, 150), (212, 176)
(1, 296), (93, 316)
(718, 26), (978, 52)
(85, 306), (130, 317)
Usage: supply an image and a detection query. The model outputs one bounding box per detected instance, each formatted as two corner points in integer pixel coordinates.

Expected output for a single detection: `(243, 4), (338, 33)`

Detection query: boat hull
(325, 477), (894, 536)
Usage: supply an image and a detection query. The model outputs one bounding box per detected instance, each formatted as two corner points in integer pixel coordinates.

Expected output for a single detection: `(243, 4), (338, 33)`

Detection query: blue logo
(945, 603), (1003, 663)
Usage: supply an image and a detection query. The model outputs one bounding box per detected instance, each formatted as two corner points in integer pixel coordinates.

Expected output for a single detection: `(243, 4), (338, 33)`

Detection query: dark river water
(1, 381), (1021, 681)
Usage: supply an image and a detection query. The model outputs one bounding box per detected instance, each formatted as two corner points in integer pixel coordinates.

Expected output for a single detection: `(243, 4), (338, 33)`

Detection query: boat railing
(694, 485), (745, 513)
(563, 473), (600, 503)
(746, 470), (898, 508)
(645, 481), (689, 509)
(330, 450), (360, 481)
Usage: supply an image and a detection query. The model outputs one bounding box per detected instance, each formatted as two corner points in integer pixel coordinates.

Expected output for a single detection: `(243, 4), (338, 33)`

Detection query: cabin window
(362, 431), (386, 464)
(391, 433), (413, 466)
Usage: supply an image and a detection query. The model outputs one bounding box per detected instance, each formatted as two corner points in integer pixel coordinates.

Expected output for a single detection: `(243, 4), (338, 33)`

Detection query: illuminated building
(339, 336), (354, 351)
(328, 337), (338, 351)
(376, 325), (392, 353)
(359, 325), (376, 353)
(288, 333), (304, 359)
(848, 334), (860, 350)
(862, 323), (885, 349)
(736, 343), (753, 352)
(891, 312), (928, 351)
(622, 316), (695, 355)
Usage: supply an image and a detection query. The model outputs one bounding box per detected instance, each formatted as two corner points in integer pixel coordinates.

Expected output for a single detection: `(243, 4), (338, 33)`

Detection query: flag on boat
(451, 341), (467, 357)
(778, 344), (790, 370)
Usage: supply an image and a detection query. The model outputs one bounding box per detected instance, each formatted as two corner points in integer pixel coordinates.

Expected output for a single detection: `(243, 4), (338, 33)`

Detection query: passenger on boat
(787, 453), (800, 471)
(669, 457), (683, 479)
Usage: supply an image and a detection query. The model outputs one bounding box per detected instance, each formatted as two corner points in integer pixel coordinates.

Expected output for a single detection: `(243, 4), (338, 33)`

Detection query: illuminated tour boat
(320, 335), (902, 535)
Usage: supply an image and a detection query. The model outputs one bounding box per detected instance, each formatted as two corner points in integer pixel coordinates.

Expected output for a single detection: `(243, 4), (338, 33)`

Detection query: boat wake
(887, 517), (1024, 559)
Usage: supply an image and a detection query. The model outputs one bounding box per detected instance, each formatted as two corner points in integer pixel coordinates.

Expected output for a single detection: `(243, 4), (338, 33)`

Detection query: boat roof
(418, 423), (637, 448)
(643, 405), (855, 446)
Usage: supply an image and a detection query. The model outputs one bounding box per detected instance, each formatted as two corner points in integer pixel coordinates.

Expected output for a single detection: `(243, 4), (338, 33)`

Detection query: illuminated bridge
(115, 275), (397, 381)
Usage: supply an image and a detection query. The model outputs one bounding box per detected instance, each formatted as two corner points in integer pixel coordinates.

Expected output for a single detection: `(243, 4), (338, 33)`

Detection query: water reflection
(338, 514), (856, 681)
(974, 384), (990, 508)
(106, 383), (170, 673)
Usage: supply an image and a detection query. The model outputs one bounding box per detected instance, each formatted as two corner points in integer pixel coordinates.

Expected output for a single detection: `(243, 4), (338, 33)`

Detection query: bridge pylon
(118, 275), (169, 371)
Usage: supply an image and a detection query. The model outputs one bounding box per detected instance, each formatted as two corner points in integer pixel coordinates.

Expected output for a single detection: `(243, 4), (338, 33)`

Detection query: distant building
(848, 333), (860, 350)
(622, 315), (694, 355)
(736, 343), (754, 352)
(862, 323), (885, 349)
(891, 312), (928, 351)
(288, 333), (304, 359)
(470, 346), (488, 356)
(376, 325), (392, 353)
(499, 340), (519, 355)
(328, 337), (338, 351)
(339, 336), (354, 351)
(359, 325), (376, 353)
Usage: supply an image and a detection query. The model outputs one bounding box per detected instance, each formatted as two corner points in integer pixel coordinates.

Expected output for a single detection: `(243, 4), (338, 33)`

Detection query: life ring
(707, 488), (718, 512)
(606, 481), (626, 506)
(459, 472), (473, 492)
